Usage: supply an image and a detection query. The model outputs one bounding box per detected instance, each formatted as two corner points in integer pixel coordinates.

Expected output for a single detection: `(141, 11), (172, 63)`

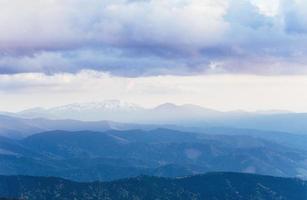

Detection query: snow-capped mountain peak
(49, 100), (143, 112)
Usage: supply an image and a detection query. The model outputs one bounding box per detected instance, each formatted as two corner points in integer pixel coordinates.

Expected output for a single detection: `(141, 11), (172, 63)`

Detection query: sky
(1, 0), (307, 112)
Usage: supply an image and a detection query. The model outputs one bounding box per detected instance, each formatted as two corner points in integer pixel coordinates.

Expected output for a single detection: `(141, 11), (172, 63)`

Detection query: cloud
(0, 0), (227, 52)
(0, 0), (307, 76)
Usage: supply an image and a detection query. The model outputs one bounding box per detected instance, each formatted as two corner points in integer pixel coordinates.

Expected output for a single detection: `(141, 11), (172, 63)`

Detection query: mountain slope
(1, 129), (307, 181)
(0, 114), (163, 139)
(202, 127), (307, 151)
(0, 172), (306, 200)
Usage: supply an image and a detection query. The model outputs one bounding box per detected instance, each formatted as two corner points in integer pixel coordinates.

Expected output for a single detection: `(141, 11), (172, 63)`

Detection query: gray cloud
(0, 0), (307, 76)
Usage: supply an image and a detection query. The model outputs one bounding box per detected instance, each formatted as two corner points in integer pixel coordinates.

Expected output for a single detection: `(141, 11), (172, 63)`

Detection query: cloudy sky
(1, 0), (307, 112)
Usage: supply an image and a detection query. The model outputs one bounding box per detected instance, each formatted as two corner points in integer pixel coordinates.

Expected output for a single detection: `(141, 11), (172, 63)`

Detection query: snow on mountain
(16, 100), (145, 121)
(48, 100), (142, 112)
(13, 101), (241, 123)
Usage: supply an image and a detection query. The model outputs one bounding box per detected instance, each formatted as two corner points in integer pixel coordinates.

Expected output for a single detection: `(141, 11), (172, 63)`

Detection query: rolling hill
(0, 129), (307, 181)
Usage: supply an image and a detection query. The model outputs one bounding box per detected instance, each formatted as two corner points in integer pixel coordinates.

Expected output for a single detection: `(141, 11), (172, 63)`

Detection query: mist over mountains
(1, 100), (307, 199)
(3, 100), (307, 135)
(3, 0), (307, 198)
(10, 100), (224, 123)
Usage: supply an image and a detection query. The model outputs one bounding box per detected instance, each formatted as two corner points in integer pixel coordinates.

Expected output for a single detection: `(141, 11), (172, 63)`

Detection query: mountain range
(5, 100), (223, 124)
(0, 172), (306, 200)
(1, 101), (307, 199)
(1, 129), (307, 181)
(0, 114), (168, 139)
(3, 100), (307, 134)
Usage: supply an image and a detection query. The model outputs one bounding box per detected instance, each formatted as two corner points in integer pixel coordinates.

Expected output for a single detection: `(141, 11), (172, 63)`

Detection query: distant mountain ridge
(19, 100), (142, 116)
(0, 114), (168, 139)
(15, 100), (145, 121)
(0, 172), (306, 200)
(12, 100), (290, 122)
(5, 100), (307, 134)
(5, 100), (225, 122)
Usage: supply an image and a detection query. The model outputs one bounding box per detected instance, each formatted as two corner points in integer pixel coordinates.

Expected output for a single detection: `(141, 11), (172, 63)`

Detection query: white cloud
(0, 0), (82, 51)
(0, 0), (228, 52)
(0, 0), (307, 76)
(251, 0), (280, 17)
